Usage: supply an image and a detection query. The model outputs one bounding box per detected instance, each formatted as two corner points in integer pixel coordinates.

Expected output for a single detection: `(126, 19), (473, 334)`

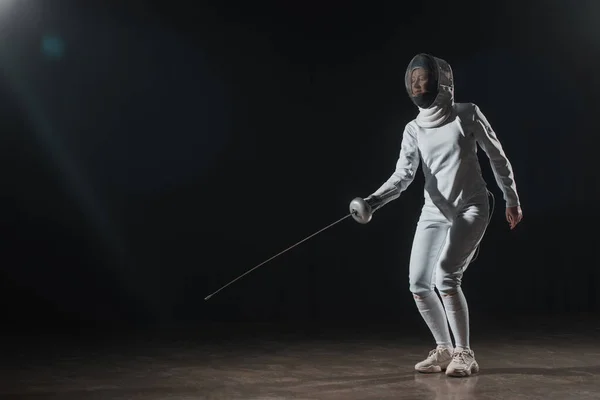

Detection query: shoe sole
(415, 363), (450, 374)
(446, 362), (480, 378)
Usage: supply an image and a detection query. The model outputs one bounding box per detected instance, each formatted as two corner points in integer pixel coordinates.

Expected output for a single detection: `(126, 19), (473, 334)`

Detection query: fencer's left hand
(505, 205), (523, 230)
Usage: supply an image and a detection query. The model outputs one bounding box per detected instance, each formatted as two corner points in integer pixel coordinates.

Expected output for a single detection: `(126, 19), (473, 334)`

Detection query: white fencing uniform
(368, 54), (520, 361)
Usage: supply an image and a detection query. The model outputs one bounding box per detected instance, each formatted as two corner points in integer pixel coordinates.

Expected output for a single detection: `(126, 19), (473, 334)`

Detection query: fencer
(350, 53), (523, 377)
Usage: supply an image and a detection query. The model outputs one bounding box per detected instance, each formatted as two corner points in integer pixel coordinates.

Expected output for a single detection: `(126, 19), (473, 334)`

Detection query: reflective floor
(1, 316), (599, 399)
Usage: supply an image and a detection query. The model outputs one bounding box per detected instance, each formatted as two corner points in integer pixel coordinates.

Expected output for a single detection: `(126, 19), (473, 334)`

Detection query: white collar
(416, 103), (452, 128)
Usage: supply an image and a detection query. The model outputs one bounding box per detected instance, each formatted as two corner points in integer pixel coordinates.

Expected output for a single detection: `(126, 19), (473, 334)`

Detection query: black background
(1, 0), (598, 335)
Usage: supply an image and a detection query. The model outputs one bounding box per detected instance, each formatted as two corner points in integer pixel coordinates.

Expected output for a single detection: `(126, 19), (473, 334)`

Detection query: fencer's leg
(435, 199), (489, 377)
(413, 292), (454, 373)
(414, 292), (452, 348)
(409, 210), (454, 373)
(441, 288), (470, 349)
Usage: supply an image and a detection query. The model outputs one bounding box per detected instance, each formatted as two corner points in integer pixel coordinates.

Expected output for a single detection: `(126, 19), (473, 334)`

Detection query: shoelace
(452, 350), (470, 363)
(428, 348), (447, 361)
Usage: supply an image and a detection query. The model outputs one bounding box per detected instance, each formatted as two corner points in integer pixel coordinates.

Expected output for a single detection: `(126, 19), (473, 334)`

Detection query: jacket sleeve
(370, 124), (420, 204)
(471, 104), (520, 207)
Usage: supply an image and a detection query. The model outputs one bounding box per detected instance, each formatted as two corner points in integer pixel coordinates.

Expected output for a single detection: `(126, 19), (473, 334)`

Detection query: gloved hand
(350, 195), (381, 224)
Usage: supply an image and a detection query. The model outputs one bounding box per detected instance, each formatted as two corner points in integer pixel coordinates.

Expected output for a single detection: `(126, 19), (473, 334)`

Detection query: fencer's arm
(369, 125), (420, 208)
(472, 104), (520, 207)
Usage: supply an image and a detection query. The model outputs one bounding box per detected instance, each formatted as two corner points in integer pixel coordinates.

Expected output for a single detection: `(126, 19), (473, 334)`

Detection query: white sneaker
(446, 348), (479, 377)
(415, 346), (454, 373)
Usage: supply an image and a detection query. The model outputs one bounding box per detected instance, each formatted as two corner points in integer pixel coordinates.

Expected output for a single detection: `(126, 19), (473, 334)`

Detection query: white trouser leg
(435, 196), (489, 350)
(409, 205), (452, 346)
